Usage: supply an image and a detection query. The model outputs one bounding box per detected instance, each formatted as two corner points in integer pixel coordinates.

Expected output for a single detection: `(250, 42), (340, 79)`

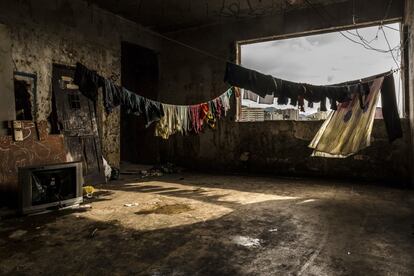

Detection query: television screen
(31, 167), (77, 206)
(18, 162), (83, 214)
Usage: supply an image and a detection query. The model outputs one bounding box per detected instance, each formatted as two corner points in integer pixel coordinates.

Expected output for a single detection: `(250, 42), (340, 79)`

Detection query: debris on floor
(90, 228), (98, 238)
(124, 203), (139, 207)
(70, 204), (92, 211)
(83, 186), (95, 198)
(297, 199), (317, 204)
(8, 229), (28, 240)
(110, 167), (120, 180)
(103, 157), (112, 182)
(231, 235), (262, 248)
(121, 163), (182, 178)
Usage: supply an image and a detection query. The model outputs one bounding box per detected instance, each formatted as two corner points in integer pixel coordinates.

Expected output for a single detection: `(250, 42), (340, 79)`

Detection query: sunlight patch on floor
(76, 180), (298, 231)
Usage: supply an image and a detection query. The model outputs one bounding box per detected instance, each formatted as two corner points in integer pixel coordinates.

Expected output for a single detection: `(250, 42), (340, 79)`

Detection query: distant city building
(240, 107), (265, 121)
(241, 106), (330, 121)
(307, 111), (329, 120)
(265, 108), (299, 121)
(375, 107), (383, 119)
(280, 109), (299, 120)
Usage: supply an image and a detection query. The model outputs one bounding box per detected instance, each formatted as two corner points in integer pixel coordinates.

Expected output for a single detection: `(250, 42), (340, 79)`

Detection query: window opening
(238, 22), (403, 121)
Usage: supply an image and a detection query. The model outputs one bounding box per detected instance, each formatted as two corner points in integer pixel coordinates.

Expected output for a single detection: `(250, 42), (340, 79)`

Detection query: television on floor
(18, 162), (84, 214)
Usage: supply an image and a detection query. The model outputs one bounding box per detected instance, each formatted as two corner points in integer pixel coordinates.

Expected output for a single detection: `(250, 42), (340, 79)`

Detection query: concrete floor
(0, 170), (413, 275)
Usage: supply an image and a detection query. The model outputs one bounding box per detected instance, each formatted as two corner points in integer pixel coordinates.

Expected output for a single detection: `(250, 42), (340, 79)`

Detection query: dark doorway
(50, 64), (105, 185)
(121, 42), (160, 164)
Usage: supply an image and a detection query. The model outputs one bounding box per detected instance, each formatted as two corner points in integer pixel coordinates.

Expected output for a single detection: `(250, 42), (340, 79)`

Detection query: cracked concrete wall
(154, 0), (410, 182)
(0, 0), (161, 167)
(0, 24), (15, 136)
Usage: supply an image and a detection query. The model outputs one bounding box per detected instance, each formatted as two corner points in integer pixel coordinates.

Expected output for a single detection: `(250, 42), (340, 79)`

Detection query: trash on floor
(297, 199), (317, 204)
(83, 186), (95, 198)
(103, 157), (112, 182)
(90, 228), (98, 238)
(124, 203), (139, 207)
(140, 163), (182, 178)
(70, 204), (92, 210)
(231, 235), (262, 248)
(110, 167), (120, 180)
(8, 229), (28, 239)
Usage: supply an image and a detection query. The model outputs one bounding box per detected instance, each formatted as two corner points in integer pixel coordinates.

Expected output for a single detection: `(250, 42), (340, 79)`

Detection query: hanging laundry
(120, 88), (145, 115)
(220, 88), (233, 116)
(380, 74), (403, 142)
(309, 77), (383, 158)
(190, 105), (204, 134)
(103, 78), (122, 113)
(141, 98), (165, 128)
(201, 102), (216, 128)
(75, 63), (235, 134)
(243, 90), (259, 102)
(224, 62), (276, 98)
(259, 94), (274, 104)
(213, 97), (224, 119)
(155, 105), (179, 139)
(74, 62), (103, 101)
(177, 106), (191, 135)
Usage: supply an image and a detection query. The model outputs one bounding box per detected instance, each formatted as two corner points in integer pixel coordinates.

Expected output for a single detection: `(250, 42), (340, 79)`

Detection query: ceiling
(88, 0), (345, 33)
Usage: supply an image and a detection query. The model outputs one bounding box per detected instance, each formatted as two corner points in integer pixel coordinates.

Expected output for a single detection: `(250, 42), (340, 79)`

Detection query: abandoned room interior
(0, 0), (414, 275)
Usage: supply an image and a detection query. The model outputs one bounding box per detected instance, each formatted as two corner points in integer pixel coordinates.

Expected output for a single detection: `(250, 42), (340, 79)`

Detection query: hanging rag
(214, 97), (224, 119)
(177, 106), (190, 135)
(224, 62), (276, 97)
(220, 88), (232, 116)
(259, 94), (274, 104)
(103, 78), (123, 113)
(141, 98), (164, 127)
(309, 77), (384, 158)
(74, 62), (103, 101)
(380, 74), (403, 142)
(243, 90), (259, 102)
(155, 104), (179, 139)
(190, 105), (204, 134)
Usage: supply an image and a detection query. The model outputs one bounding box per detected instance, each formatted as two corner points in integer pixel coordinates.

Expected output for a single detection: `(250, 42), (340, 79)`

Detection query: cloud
(327, 75), (334, 83)
(241, 23), (401, 85)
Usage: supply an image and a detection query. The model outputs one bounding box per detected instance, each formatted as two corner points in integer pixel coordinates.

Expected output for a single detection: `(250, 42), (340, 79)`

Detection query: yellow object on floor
(83, 186), (95, 198)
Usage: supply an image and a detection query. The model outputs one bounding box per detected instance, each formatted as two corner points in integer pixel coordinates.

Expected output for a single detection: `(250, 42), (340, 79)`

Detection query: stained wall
(0, 0), (162, 167)
(153, 0), (411, 183)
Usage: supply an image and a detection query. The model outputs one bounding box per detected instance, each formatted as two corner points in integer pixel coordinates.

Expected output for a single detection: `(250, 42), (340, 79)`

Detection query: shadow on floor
(0, 187), (413, 275)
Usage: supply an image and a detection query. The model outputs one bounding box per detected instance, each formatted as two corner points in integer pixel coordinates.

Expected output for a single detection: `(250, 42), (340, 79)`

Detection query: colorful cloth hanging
(155, 88), (233, 139)
(309, 77), (383, 158)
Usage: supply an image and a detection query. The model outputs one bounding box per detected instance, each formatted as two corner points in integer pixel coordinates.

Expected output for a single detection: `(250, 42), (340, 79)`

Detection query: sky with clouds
(240, 23), (402, 115)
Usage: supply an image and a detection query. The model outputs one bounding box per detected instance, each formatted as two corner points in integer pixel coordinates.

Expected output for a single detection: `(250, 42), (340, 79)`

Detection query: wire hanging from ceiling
(303, 0), (404, 59)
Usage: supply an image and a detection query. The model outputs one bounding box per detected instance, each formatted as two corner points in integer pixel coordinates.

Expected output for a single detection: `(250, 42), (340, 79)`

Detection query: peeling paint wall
(154, 0), (410, 182)
(0, 0), (161, 167)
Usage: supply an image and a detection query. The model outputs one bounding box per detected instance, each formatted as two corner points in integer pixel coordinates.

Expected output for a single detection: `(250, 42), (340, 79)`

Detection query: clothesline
(74, 63), (234, 139)
(74, 61), (402, 145)
(225, 62), (401, 111)
(74, 62), (233, 107)
(225, 62), (402, 143)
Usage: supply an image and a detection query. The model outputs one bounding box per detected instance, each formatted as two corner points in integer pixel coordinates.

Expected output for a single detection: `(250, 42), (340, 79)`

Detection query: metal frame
(18, 161), (84, 215)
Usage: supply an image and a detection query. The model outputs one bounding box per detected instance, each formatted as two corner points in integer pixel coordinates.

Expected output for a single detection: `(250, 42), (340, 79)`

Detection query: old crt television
(18, 162), (84, 214)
